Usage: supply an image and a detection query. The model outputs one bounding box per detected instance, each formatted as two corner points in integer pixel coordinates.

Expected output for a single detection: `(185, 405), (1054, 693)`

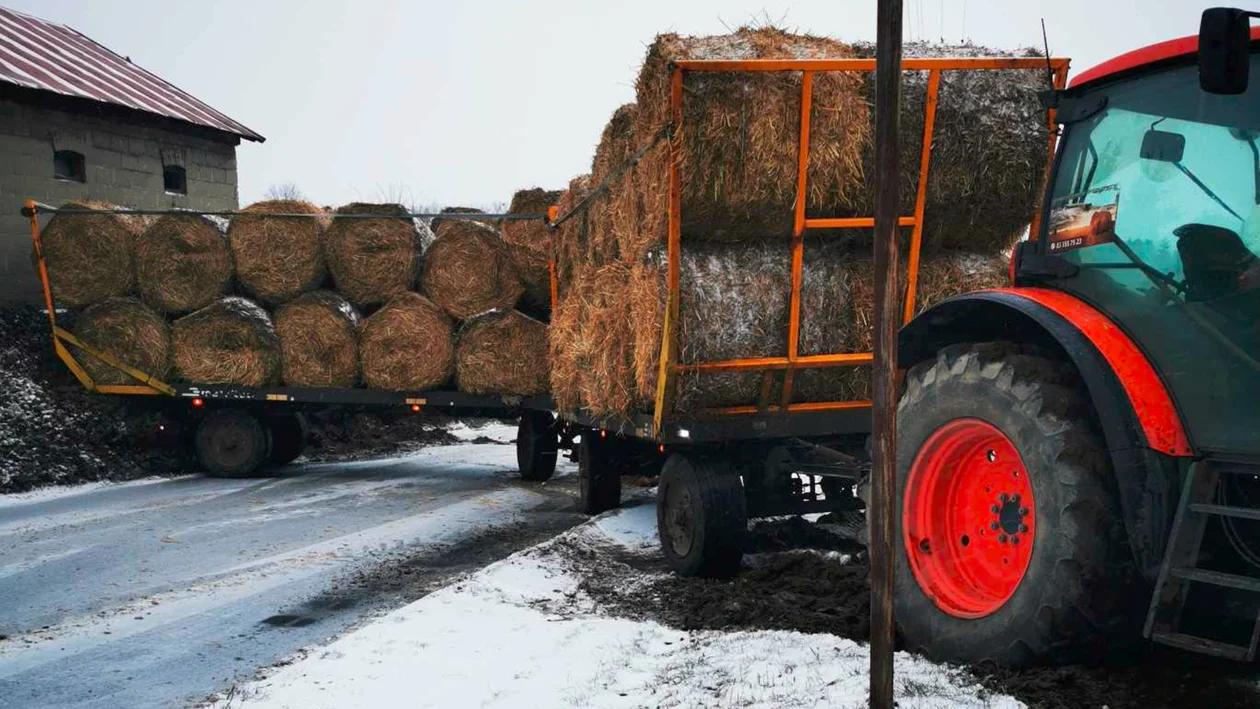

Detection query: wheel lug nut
(998, 534), (1008, 543)
(990, 504), (1001, 514)
(999, 493), (1009, 502)
(1019, 507), (1029, 517)
(1012, 536), (1021, 544)
(1012, 494), (1020, 504)
(1019, 524), (1029, 533)
(990, 521), (1000, 531)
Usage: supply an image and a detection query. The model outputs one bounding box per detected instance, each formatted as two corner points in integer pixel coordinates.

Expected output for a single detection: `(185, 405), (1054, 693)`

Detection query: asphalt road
(0, 425), (582, 708)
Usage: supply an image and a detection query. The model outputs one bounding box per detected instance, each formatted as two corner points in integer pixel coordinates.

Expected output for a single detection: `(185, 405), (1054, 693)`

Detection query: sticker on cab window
(1048, 185), (1120, 254)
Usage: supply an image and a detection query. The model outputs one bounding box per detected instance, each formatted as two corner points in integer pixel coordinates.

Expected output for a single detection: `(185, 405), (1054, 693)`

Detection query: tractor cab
(1032, 20), (1260, 457)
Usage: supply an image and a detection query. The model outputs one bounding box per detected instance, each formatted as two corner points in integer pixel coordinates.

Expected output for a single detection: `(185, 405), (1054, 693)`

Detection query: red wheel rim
(903, 418), (1036, 619)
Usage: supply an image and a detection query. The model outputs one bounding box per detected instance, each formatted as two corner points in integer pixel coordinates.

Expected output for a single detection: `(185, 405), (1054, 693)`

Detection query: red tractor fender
(899, 287), (1192, 457)
(898, 287), (1191, 579)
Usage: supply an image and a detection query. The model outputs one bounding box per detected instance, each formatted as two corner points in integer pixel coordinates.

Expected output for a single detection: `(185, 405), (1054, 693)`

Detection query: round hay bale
(589, 104), (643, 264)
(630, 28), (869, 251)
(360, 292), (454, 391)
(171, 297), (281, 386)
(323, 203), (424, 308)
(847, 41), (1050, 253)
(547, 273), (587, 412)
(501, 188), (561, 259)
(509, 241), (551, 315)
(553, 175), (592, 296)
(430, 206), (493, 240)
(420, 220), (523, 320)
(546, 264), (636, 417)
(73, 297), (169, 386)
(136, 213), (232, 314)
(228, 200), (327, 305)
(275, 291), (361, 387)
(629, 240), (861, 415)
(38, 201), (146, 308)
(456, 309), (548, 395)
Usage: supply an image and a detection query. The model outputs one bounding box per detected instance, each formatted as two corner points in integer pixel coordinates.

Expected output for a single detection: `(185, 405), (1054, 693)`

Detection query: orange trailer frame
(646, 56), (1070, 435)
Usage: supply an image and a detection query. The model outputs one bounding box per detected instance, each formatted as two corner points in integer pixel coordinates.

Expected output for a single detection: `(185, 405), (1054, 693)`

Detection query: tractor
(892, 8), (1260, 664)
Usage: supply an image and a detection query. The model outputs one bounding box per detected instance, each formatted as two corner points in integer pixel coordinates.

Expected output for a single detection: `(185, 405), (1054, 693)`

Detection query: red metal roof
(1071, 24), (1260, 89)
(0, 7), (263, 142)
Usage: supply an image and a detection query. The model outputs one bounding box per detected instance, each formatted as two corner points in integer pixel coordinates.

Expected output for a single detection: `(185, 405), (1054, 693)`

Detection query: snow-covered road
(212, 504), (1023, 709)
(0, 423), (583, 709)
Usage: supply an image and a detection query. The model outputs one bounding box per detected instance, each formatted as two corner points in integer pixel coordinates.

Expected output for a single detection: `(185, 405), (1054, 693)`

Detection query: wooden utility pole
(869, 1), (902, 708)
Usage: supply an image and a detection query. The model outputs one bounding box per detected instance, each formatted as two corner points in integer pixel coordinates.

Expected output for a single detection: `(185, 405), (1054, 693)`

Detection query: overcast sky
(7, 0), (1246, 208)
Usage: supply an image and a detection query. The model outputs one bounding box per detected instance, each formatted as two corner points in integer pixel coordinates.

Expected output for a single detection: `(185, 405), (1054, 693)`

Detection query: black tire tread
(517, 412), (558, 483)
(195, 409), (269, 479)
(657, 455), (747, 579)
(897, 341), (1135, 665)
(579, 433), (621, 515)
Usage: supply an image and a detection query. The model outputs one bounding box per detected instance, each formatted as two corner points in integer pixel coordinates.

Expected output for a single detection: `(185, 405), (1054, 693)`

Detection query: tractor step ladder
(1144, 460), (1260, 662)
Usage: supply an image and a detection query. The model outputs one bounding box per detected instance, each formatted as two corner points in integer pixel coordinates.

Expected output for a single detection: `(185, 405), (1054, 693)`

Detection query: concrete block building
(0, 6), (263, 303)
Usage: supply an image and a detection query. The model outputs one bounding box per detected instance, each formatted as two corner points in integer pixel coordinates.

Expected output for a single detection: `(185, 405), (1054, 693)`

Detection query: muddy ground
(572, 515), (1260, 709)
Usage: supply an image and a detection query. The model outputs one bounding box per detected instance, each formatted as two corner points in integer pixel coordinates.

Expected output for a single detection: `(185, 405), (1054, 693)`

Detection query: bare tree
(263, 182), (305, 201)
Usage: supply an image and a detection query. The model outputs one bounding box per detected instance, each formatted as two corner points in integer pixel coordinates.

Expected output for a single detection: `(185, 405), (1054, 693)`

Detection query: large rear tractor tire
(195, 408), (270, 479)
(517, 411), (559, 482)
(657, 454), (747, 578)
(266, 413), (308, 467)
(895, 342), (1136, 666)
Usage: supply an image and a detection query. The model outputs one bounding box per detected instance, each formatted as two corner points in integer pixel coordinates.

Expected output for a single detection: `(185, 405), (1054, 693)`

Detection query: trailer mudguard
(898, 287), (1192, 579)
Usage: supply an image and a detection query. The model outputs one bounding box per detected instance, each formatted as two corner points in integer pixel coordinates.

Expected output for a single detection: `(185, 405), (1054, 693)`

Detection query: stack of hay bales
(501, 188), (562, 311)
(550, 27), (1043, 418)
(40, 197), (546, 396)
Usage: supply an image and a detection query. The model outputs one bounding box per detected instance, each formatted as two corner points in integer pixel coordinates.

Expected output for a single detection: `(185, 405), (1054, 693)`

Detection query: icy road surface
(0, 423), (582, 709)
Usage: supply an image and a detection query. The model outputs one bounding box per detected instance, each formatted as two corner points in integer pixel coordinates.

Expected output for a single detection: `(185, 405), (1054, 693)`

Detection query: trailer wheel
(195, 408), (270, 478)
(517, 411), (558, 482)
(266, 413), (308, 467)
(657, 454), (746, 578)
(896, 342), (1135, 666)
(578, 431), (621, 515)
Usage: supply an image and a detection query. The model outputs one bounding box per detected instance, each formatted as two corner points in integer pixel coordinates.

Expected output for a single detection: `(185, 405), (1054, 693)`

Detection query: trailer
(533, 54), (1070, 580)
(24, 200), (555, 478)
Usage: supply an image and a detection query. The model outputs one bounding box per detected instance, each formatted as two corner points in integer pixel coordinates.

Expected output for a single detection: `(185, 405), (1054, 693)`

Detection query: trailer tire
(657, 454), (746, 579)
(195, 409), (270, 478)
(895, 342), (1137, 666)
(517, 411), (558, 482)
(266, 413), (308, 467)
(578, 432), (620, 515)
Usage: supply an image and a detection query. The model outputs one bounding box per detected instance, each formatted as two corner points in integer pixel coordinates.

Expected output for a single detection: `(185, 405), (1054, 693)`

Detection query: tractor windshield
(1045, 55), (1260, 455)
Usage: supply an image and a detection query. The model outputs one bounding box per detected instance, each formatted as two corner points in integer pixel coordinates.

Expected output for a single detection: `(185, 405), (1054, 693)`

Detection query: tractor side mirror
(1200, 7), (1253, 95)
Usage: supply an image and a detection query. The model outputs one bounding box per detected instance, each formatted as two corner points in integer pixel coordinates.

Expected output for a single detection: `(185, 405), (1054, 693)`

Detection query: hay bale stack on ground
(553, 175), (592, 296)
(72, 297), (169, 386)
(135, 213), (232, 314)
(38, 201), (147, 308)
(275, 291), (361, 387)
(359, 292), (454, 391)
(548, 264), (636, 417)
(228, 200), (327, 305)
(625, 27), (870, 258)
(589, 104), (639, 265)
(324, 203), (426, 309)
(455, 309), (548, 395)
(421, 220), (523, 320)
(501, 189), (561, 312)
(171, 297), (280, 386)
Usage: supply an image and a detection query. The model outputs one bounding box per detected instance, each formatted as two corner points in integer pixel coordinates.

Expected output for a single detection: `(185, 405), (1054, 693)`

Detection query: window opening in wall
(163, 165), (187, 195)
(53, 150), (85, 182)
